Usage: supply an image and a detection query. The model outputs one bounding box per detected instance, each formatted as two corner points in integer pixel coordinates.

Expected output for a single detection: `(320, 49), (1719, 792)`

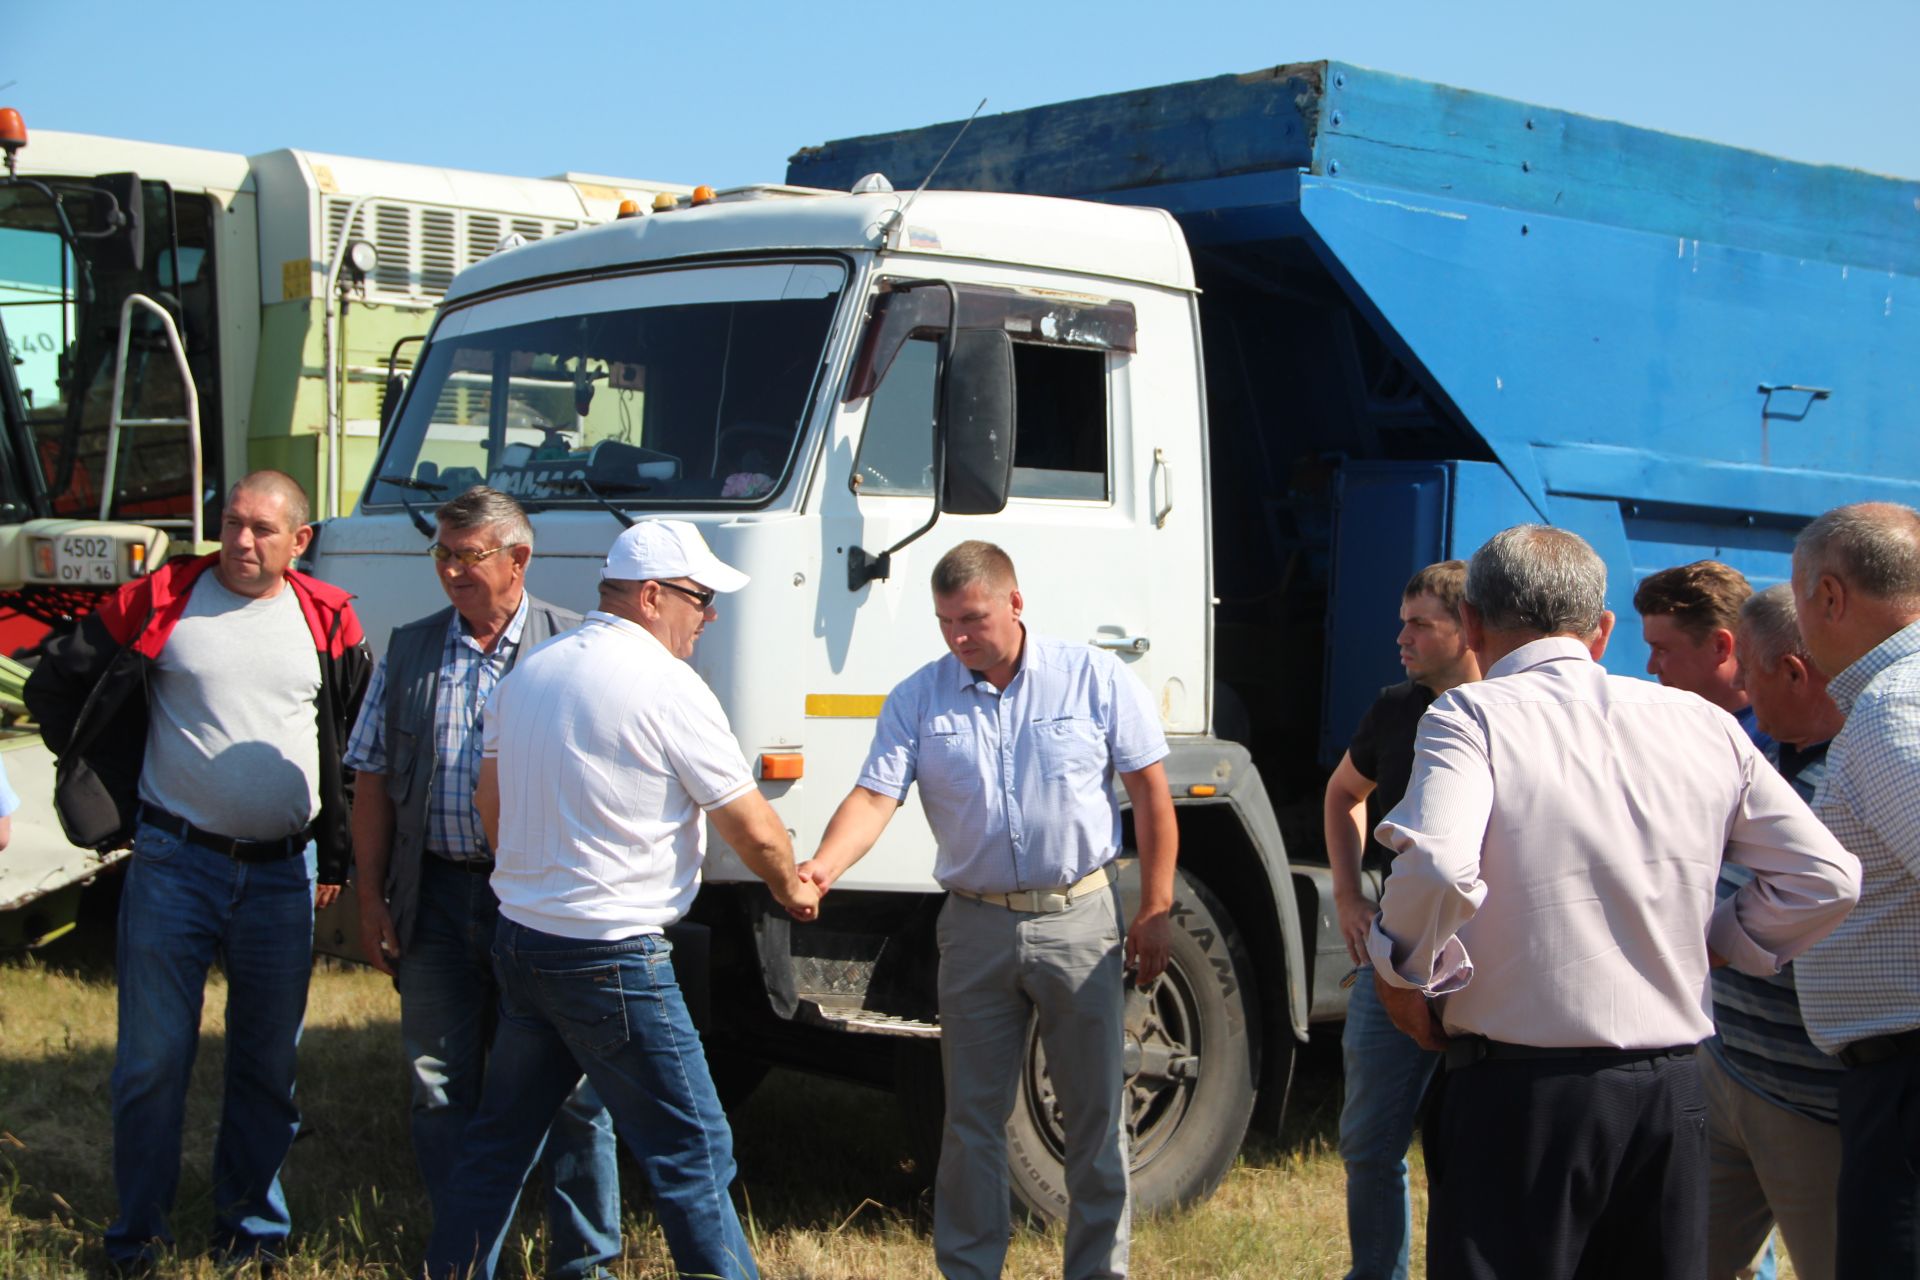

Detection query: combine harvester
(0, 106), (687, 945)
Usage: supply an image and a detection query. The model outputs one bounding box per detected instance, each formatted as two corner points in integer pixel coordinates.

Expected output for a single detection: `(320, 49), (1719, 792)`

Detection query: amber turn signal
(760, 753), (804, 781)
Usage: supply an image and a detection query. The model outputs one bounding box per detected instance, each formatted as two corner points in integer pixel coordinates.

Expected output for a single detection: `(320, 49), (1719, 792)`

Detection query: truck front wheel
(1005, 865), (1260, 1220)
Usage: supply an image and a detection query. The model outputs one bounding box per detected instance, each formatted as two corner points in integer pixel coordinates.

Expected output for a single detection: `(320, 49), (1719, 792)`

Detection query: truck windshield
(367, 260), (846, 509)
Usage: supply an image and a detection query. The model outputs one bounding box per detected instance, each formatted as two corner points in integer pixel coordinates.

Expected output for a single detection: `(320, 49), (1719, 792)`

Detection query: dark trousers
(1836, 1053), (1920, 1278)
(1424, 1050), (1707, 1279)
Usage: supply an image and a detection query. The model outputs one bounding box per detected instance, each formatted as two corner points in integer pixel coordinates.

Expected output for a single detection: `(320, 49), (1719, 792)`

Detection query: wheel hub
(1022, 967), (1203, 1169)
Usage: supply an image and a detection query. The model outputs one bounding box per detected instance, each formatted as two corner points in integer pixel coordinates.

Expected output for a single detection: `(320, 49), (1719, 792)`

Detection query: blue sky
(10, 0), (1919, 187)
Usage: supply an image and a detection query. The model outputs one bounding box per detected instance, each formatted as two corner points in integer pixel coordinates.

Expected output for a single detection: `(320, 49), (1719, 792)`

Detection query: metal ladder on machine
(98, 293), (204, 549)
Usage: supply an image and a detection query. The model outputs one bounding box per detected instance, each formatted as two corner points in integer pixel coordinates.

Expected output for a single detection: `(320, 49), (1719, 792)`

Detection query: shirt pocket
(1033, 716), (1106, 782)
(387, 728), (420, 804)
(918, 721), (978, 792)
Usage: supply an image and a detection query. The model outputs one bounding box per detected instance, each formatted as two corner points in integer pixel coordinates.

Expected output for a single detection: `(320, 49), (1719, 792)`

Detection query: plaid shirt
(1798, 617), (1920, 1054)
(342, 595), (530, 861)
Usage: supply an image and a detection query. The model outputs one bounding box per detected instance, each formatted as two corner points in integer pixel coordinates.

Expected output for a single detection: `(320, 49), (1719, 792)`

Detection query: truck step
(796, 998), (941, 1038)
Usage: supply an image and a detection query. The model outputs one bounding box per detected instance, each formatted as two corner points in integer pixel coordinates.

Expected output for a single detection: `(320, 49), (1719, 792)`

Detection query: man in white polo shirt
(424, 520), (818, 1280)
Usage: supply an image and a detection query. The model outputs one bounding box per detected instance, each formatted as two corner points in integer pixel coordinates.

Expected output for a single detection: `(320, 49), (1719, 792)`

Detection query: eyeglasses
(428, 542), (516, 567)
(656, 580), (717, 610)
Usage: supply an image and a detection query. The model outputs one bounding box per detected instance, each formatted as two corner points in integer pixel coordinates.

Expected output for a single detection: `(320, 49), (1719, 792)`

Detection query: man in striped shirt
(1792, 502), (1920, 1278)
(1704, 584), (1846, 1280)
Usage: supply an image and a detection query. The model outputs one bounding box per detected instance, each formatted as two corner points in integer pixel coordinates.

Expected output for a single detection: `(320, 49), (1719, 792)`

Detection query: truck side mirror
(940, 328), (1016, 516)
(88, 173), (145, 274)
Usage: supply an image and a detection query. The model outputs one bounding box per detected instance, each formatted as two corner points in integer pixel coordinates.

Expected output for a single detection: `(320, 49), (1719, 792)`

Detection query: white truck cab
(314, 183), (1285, 1218)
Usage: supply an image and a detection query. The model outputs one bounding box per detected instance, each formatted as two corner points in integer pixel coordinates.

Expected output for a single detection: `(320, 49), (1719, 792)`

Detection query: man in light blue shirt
(802, 540), (1177, 1280)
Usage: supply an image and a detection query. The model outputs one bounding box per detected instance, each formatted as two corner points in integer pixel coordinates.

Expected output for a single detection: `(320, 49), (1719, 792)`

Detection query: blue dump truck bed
(790, 61), (1920, 770)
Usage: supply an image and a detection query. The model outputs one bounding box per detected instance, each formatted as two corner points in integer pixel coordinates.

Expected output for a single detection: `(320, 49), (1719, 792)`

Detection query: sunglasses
(656, 580), (717, 610)
(428, 542), (517, 567)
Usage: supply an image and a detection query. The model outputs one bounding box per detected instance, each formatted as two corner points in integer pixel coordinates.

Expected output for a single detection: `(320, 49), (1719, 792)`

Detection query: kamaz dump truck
(305, 61), (1919, 1218)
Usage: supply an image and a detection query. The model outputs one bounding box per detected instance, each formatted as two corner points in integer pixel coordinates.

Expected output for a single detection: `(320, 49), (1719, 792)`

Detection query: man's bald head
(228, 470), (311, 533)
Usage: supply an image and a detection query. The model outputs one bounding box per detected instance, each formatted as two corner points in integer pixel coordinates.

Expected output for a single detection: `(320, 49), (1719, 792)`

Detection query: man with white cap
(424, 519), (818, 1280)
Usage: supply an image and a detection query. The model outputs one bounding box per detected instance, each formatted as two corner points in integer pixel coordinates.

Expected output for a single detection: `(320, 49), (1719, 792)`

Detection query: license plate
(54, 534), (119, 584)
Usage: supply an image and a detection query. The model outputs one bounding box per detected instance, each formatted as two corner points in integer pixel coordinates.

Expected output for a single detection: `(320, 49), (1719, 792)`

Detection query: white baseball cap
(601, 519), (750, 592)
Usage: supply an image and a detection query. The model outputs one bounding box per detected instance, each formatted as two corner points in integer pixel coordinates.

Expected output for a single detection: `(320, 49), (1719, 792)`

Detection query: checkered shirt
(342, 595), (530, 860)
(1797, 617), (1920, 1054)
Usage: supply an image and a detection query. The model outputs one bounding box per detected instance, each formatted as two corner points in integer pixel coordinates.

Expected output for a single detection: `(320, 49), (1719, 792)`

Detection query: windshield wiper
(374, 473), (444, 538)
(554, 477), (643, 529)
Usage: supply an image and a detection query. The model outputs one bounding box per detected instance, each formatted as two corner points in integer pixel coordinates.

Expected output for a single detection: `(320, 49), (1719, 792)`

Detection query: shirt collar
(1482, 634), (1591, 680)
(447, 591), (531, 654)
(1827, 617), (1920, 716)
(948, 625), (1033, 693)
(585, 608), (674, 659)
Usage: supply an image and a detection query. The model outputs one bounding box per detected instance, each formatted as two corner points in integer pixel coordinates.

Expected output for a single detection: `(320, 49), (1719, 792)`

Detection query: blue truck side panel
(790, 61), (1920, 274)
(1297, 175), (1920, 510)
(1321, 462), (1448, 766)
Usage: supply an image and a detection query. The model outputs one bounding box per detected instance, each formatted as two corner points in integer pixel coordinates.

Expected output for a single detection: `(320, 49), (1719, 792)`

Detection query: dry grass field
(0, 899), (1792, 1279)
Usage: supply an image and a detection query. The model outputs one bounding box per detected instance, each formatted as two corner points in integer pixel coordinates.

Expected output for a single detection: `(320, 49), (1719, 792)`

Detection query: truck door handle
(1151, 447), (1173, 529)
(1092, 635), (1152, 654)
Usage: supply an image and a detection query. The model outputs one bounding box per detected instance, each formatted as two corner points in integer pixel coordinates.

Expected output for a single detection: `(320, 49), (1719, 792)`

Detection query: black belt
(139, 805), (309, 863)
(1837, 1028), (1920, 1069)
(430, 854), (495, 873)
(1446, 1035), (1696, 1073)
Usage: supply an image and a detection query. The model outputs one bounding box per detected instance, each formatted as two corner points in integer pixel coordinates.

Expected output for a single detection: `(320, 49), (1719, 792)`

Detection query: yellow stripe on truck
(805, 694), (887, 718)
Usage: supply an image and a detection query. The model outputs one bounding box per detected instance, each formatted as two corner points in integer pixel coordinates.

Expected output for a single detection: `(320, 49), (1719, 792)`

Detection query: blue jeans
(1339, 971), (1441, 1280)
(425, 921), (756, 1280)
(106, 821), (316, 1265)
(398, 857), (620, 1278)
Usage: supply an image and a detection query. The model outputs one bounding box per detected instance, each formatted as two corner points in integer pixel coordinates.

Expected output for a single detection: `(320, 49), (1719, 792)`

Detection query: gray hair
(1466, 524), (1608, 636)
(1739, 583), (1807, 673)
(435, 485), (533, 550)
(1794, 502), (1920, 608)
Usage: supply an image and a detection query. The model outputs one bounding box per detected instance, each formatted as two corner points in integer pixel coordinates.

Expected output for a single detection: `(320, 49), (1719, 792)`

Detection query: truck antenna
(886, 98), (986, 248)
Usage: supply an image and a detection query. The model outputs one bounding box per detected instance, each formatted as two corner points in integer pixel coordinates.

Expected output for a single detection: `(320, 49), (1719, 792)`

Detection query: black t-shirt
(1347, 679), (1439, 867)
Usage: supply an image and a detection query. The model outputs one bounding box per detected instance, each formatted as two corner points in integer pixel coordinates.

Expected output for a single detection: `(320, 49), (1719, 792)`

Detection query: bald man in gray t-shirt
(139, 572), (323, 840)
(24, 472), (371, 1269)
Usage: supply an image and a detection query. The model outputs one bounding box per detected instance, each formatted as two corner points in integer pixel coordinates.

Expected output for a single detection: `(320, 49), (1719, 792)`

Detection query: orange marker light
(759, 753), (805, 781)
(0, 107), (26, 176)
(691, 184), (717, 206)
(616, 198), (641, 218)
(652, 192), (678, 212)
(1187, 784), (1218, 797)
(31, 539), (53, 578)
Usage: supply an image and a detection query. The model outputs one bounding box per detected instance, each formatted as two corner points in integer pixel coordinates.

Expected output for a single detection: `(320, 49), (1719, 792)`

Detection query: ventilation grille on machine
(323, 198), (581, 301)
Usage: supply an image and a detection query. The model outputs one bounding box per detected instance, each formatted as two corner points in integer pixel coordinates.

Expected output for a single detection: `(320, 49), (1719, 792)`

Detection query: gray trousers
(1701, 1047), (1840, 1280)
(934, 883), (1130, 1280)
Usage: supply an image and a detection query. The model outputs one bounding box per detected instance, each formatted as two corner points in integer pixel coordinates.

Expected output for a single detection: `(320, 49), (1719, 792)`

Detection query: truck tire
(1006, 866), (1260, 1221)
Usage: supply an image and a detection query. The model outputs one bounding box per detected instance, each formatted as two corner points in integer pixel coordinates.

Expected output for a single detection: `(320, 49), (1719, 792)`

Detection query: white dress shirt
(1368, 636), (1860, 1049)
(481, 611), (756, 940)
